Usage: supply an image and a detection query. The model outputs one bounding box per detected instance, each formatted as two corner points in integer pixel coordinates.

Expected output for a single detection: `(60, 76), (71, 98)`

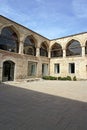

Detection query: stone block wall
(0, 15), (87, 81)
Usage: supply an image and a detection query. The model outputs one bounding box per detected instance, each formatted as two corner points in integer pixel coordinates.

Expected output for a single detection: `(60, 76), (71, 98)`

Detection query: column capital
(81, 45), (85, 47)
(62, 47), (66, 50)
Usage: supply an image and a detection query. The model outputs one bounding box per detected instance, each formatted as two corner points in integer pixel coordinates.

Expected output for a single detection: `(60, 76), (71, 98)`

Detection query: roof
(51, 32), (87, 41)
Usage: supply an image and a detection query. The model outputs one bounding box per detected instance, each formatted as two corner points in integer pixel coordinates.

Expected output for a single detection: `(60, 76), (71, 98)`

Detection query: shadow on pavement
(0, 83), (87, 130)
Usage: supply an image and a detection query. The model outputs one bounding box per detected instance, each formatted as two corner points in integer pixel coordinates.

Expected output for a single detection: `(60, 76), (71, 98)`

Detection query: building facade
(0, 15), (87, 81)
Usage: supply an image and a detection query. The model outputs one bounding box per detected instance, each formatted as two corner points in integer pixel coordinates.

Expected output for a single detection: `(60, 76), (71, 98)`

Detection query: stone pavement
(0, 80), (87, 130)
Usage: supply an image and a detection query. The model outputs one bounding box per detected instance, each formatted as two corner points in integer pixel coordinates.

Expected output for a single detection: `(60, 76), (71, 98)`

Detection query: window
(42, 64), (48, 76)
(28, 62), (37, 76)
(51, 43), (63, 57)
(85, 42), (87, 54)
(0, 27), (19, 53)
(86, 65), (87, 71)
(66, 40), (81, 56)
(27, 47), (34, 55)
(69, 63), (75, 73)
(24, 36), (36, 56)
(40, 42), (48, 57)
(54, 64), (60, 73)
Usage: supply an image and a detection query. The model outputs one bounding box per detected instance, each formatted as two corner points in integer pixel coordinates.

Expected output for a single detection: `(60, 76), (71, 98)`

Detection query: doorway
(3, 61), (15, 81)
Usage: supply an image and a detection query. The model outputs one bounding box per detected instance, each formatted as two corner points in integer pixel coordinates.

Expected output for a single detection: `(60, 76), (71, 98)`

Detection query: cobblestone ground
(0, 80), (87, 130)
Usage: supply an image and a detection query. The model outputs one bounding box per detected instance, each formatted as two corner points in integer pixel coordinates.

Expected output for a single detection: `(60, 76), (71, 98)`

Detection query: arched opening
(40, 42), (48, 57)
(85, 42), (87, 54)
(66, 40), (82, 56)
(2, 61), (15, 81)
(0, 26), (19, 53)
(24, 36), (36, 56)
(51, 43), (63, 57)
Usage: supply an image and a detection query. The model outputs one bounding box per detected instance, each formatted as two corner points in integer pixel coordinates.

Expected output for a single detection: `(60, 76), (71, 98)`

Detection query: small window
(28, 62), (37, 76)
(69, 63), (75, 73)
(42, 64), (48, 76)
(54, 64), (60, 73)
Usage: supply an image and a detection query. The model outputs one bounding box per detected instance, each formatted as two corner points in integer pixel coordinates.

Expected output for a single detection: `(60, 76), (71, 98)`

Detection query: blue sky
(0, 0), (87, 39)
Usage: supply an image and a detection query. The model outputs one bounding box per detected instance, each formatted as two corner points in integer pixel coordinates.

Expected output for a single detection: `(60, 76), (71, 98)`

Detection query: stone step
(26, 78), (41, 82)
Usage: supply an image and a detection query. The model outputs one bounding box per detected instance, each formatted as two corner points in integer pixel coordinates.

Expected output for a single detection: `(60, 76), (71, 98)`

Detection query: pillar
(19, 37), (24, 54)
(82, 46), (85, 57)
(63, 49), (66, 58)
(36, 47), (40, 57)
(48, 49), (51, 58)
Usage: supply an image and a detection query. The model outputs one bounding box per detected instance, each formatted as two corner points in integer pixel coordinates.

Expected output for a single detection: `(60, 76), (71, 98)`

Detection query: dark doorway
(3, 61), (15, 81)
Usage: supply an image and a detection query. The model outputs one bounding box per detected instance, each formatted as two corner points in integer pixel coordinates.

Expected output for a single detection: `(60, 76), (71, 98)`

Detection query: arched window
(51, 43), (63, 57)
(40, 42), (48, 57)
(85, 42), (87, 54)
(0, 27), (19, 53)
(66, 40), (82, 56)
(24, 36), (36, 56)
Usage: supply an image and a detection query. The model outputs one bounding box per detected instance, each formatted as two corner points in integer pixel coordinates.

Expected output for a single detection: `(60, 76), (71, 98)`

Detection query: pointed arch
(51, 43), (63, 57)
(24, 35), (36, 56)
(40, 41), (48, 57)
(0, 26), (19, 53)
(66, 39), (82, 56)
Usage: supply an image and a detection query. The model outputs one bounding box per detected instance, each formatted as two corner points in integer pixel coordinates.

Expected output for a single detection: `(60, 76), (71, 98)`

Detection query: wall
(0, 49), (50, 81)
(50, 56), (87, 79)
(0, 16), (50, 81)
(49, 34), (87, 79)
(0, 15), (87, 81)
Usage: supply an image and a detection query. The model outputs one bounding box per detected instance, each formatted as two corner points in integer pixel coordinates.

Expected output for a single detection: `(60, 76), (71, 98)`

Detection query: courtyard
(0, 80), (87, 130)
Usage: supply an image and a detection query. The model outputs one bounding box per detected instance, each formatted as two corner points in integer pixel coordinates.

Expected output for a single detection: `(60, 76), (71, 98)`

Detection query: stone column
(63, 49), (66, 58)
(48, 49), (51, 58)
(36, 47), (40, 57)
(19, 37), (24, 54)
(82, 46), (85, 57)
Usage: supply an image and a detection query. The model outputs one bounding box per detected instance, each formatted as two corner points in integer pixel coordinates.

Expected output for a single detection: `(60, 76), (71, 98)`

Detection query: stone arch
(40, 41), (48, 57)
(66, 39), (82, 56)
(51, 43), (63, 57)
(0, 26), (19, 53)
(63, 38), (81, 50)
(0, 25), (20, 39)
(2, 60), (15, 81)
(23, 35), (37, 56)
(23, 34), (37, 46)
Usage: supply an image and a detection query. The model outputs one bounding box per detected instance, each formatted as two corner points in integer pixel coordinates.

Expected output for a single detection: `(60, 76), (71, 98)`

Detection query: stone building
(0, 15), (87, 81)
